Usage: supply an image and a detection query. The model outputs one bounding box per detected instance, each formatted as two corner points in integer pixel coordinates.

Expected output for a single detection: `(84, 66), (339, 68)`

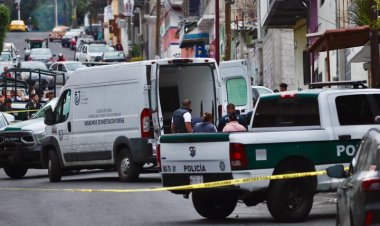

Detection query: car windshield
(33, 98), (57, 119)
(21, 62), (48, 70)
(88, 45), (110, 53)
(104, 51), (125, 59)
(30, 42), (43, 48)
(65, 63), (86, 71)
(30, 49), (51, 55)
(0, 53), (11, 61)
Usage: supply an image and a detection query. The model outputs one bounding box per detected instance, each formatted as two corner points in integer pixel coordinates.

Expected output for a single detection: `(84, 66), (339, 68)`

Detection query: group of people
(170, 99), (247, 134)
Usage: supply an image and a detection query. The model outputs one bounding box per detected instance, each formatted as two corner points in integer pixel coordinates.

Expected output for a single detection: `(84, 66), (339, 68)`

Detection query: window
(336, 95), (373, 125)
(252, 96), (320, 128)
(226, 78), (247, 106)
(54, 90), (71, 123)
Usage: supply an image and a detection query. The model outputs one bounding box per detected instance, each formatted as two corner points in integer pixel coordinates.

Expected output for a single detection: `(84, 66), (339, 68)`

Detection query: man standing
(171, 99), (192, 133)
(217, 103), (246, 131)
(25, 94), (41, 118)
(279, 83), (288, 92)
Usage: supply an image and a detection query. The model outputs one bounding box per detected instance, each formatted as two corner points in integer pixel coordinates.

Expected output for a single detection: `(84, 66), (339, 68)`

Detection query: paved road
(5, 32), (75, 61)
(0, 169), (336, 226)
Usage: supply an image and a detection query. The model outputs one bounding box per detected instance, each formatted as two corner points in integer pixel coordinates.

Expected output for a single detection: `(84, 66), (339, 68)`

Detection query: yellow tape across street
(0, 170), (329, 193)
(4, 109), (38, 114)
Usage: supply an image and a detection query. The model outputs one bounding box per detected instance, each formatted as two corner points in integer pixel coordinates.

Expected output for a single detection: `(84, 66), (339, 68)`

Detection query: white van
(41, 58), (251, 182)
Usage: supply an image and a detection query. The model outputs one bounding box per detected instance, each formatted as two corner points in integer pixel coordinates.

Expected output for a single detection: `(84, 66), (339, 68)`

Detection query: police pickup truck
(158, 81), (380, 222)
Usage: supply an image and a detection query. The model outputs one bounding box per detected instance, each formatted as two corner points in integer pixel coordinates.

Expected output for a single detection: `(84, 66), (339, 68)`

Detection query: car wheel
(192, 190), (237, 219)
(116, 148), (140, 182)
(266, 171), (314, 222)
(48, 150), (62, 182)
(4, 166), (28, 179)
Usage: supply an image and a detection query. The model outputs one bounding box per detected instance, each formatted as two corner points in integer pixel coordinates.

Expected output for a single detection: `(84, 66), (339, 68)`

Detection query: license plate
(190, 175), (203, 185)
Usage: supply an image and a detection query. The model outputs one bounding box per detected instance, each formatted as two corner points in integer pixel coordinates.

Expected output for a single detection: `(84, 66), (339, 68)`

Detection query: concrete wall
(263, 29), (295, 90)
(294, 19), (307, 89)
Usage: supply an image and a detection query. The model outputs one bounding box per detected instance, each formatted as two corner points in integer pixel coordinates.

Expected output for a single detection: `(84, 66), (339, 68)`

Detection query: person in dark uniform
(217, 103), (246, 132)
(171, 99), (192, 133)
(193, 112), (217, 133)
(25, 94), (41, 119)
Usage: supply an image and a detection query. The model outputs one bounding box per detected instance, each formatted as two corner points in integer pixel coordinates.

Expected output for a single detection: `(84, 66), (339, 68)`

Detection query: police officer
(171, 99), (192, 133)
(217, 103), (246, 131)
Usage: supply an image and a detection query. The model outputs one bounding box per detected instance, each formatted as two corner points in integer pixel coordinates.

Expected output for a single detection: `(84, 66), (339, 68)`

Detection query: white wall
(294, 20), (308, 89)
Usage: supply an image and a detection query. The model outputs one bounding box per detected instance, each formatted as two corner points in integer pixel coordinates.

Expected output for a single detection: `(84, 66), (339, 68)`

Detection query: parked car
(95, 51), (127, 63)
(24, 38), (49, 61)
(19, 61), (52, 89)
(28, 48), (55, 67)
(327, 127), (380, 226)
(61, 28), (83, 48)
(49, 61), (87, 84)
(8, 20), (27, 32)
(252, 85), (273, 106)
(75, 43), (113, 62)
(49, 26), (70, 42)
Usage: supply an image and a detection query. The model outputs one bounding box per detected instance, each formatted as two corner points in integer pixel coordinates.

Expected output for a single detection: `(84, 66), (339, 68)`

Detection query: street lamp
(55, 0), (58, 27)
(15, 0), (21, 20)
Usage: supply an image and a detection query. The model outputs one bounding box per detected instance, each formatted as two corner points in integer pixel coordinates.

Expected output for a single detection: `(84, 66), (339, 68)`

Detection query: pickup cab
(158, 82), (380, 222)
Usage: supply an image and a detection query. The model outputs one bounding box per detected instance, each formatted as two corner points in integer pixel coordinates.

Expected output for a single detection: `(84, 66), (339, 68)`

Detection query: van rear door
(219, 60), (252, 117)
(150, 63), (162, 140)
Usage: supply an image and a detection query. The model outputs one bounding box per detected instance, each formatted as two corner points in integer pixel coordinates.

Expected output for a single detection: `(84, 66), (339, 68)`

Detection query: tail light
(140, 108), (151, 138)
(230, 143), (248, 170)
(156, 144), (161, 168)
(361, 177), (380, 191)
(28, 57), (32, 61)
(218, 105), (222, 120)
(364, 211), (373, 226)
(280, 93), (296, 99)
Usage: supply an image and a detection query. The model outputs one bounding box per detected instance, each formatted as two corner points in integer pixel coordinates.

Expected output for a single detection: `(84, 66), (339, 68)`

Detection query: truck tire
(116, 148), (140, 182)
(48, 150), (62, 182)
(192, 190), (237, 219)
(266, 172), (314, 222)
(4, 166), (28, 179)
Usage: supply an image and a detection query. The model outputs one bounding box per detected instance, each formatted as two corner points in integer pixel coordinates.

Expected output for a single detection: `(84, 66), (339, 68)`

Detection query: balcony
(263, 0), (308, 28)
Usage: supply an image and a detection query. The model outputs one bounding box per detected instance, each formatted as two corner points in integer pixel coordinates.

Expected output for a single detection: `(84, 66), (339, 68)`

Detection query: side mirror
(326, 165), (347, 179)
(44, 107), (55, 125)
(375, 116), (380, 124)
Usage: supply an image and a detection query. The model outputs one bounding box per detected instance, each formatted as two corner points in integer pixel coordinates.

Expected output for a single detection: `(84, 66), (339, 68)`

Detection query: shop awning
(308, 25), (370, 53)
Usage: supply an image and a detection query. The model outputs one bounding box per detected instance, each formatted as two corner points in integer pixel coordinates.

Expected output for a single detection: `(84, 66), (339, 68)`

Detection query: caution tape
(4, 109), (38, 114)
(0, 169), (330, 193)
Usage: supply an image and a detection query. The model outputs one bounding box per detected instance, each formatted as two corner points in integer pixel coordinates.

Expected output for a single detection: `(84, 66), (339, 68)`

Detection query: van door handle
(339, 135), (351, 140)
(68, 121), (71, 132)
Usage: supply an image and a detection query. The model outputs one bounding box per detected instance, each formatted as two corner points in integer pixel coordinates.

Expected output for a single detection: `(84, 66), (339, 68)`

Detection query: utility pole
(155, 0), (161, 57)
(15, 0), (20, 20)
(55, 0), (58, 27)
(215, 0), (220, 64)
(225, 0), (231, 61)
(370, 0), (380, 88)
(71, 0), (77, 28)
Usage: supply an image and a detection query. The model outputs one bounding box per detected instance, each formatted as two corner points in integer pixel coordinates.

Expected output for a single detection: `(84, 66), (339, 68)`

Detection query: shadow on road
(170, 212), (336, 225)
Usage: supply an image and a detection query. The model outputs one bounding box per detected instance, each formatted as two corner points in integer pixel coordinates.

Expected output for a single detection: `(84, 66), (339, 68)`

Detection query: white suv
(75, 43), (113, 62)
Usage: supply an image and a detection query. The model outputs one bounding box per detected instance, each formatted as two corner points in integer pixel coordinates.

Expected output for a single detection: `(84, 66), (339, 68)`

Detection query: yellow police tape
(4, 109), (38, 114)
(0, 170), (330, 193)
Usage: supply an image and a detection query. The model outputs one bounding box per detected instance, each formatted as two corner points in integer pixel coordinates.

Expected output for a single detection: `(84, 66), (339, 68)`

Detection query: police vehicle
(158, 80), (380, 222)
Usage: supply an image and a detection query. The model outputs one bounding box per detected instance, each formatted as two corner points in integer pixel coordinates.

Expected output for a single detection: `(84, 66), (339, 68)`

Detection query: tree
(0, 3), (11, 54)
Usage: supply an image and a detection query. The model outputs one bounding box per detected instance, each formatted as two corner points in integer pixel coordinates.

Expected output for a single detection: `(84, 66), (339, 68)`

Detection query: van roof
(65, 58), (217, 87)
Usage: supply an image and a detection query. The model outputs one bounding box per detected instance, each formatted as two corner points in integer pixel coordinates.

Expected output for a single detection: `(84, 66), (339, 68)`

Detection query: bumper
(162, 173), (233, 187)
(0, 144), (43, 168)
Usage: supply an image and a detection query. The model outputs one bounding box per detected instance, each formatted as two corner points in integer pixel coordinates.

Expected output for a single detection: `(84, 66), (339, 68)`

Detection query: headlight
(35, 131), (45, 144)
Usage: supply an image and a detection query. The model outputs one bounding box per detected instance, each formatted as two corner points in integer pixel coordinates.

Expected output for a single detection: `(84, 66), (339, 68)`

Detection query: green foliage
(349, 0), (380, 29)
(0, 4), (11, 54)
(131, 44), (142, 57)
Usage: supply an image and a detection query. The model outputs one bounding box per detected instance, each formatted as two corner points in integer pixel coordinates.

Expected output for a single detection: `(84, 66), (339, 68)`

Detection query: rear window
(336, 94), (380, 125)
(252, 96), (320, 128)
(226, 78), (247, 106)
